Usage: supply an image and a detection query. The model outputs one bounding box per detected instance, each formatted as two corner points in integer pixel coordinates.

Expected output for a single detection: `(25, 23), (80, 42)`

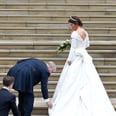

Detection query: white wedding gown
(48, 31), (116, 116)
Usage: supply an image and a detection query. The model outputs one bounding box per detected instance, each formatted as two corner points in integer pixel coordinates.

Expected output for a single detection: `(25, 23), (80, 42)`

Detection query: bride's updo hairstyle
(68, 16), (83, 27)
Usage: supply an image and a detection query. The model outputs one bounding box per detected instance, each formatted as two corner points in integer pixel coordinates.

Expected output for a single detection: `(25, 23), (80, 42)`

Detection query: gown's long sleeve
(67, 33), (78, 61)
(67, 31), (89, 62)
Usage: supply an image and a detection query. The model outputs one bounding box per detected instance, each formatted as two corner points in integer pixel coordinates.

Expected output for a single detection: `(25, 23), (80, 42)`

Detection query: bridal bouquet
(57, 39), (71, 53)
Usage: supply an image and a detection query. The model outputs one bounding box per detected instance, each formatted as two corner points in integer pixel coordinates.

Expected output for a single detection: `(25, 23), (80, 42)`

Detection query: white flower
(57, 39), (71, 53)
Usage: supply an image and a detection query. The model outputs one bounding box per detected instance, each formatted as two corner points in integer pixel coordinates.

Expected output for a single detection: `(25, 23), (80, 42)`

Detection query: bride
(48, 16), (116, 116)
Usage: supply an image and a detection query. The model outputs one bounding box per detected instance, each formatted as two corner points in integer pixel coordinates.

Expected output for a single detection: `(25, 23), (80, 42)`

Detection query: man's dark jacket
(7, 58), (50, 99)
(0, 88), (19, 116)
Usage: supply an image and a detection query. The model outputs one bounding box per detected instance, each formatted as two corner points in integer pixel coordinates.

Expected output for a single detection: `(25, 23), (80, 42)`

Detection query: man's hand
(46, 101), (53, 109)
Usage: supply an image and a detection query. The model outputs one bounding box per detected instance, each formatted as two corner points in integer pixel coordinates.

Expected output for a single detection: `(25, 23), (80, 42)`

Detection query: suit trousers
(18, 91), (34, 116)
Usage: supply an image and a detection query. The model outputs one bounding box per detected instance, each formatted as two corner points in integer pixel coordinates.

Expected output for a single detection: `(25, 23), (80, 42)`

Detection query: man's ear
(9, 83), (13, 89)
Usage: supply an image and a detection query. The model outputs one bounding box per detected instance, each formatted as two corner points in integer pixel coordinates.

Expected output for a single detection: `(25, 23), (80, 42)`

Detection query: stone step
(0, 0), (116, 4)
(0, 49), (115, 58)
(1, 79), (116, 89)
(88, 41), (116, 50)
(0, 64), (116, 74)
(0, 33), (116, 41)
(0, 0), (29, 3)
(33, 97), (116, 114)
(18, 88), (116, 98)
(61, 49), (116, 58)
(30, 0), (116, 4)
(0, 40), (115, 50)
(9, 97), (116, 115)
(0, 27), (115, 34)
(0, 73), (116, 90)
(0, 15), (115, 21)
(0, 72), (116, 81)
(96, 65), (116, 73)
(0, 9), (116, 15)
(103, 82), (116, 89)
(53, 73), (116, 82)
(56, 65), (116, 73)
(57, 50), (116, 58)
(14, 98), (116, 116)
(0, 21), (115, 28)
(8, 97), (116, 115)
(0, 56), (115, 65)
(48, 72), (116, 81)
(0, 3), (116, 10)
(19, 98), (116, 116)
(38, 81), (116, 90)
(7, 89), (116, 106)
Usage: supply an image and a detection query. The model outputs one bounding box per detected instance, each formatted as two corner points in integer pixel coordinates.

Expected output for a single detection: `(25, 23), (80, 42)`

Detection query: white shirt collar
(2, 86), (9, 91)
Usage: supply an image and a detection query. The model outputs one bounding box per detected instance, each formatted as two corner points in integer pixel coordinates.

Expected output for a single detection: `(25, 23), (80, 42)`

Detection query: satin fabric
(48, 31), (116, 116)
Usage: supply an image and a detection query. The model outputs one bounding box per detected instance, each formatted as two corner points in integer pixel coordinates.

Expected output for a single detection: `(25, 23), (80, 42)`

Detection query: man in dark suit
(0, 76), (19, 116)
(7, 57), (56, 116)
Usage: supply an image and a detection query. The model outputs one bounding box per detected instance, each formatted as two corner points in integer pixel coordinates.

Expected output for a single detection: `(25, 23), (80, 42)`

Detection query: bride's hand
(67, 60), (72, 65)
(46, 101), (53, 109)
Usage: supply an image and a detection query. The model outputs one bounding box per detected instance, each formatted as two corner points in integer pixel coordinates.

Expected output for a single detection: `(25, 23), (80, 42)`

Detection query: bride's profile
(48, 16), (116, 116)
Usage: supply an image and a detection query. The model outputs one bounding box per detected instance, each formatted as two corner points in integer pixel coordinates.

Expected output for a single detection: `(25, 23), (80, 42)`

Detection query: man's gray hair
(47, 61), (56, 72)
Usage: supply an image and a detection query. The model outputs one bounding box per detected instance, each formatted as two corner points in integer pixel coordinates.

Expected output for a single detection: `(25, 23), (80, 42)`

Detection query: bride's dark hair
(68, 16), (83, 27)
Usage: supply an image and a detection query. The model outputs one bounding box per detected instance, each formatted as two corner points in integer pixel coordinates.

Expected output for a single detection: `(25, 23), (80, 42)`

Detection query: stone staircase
(0, 0), (116, 115)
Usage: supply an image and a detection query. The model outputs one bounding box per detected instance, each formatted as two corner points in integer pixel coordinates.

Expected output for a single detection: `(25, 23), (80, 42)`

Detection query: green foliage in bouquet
(57, 39), (71, 53)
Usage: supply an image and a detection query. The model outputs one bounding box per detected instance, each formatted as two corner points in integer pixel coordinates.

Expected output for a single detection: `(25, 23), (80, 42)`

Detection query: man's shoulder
(0, 88), (15, 97)
(0, 88), (8, 92)
(18, 57), (43, 64)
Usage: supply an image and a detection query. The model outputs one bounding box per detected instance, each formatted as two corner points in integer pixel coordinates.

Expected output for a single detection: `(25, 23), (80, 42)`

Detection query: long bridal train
(49, 49), (116, 116)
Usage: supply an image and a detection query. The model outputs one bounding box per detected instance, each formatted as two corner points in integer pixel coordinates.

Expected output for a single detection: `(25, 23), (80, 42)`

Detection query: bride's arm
(67, 37), (78, 65)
